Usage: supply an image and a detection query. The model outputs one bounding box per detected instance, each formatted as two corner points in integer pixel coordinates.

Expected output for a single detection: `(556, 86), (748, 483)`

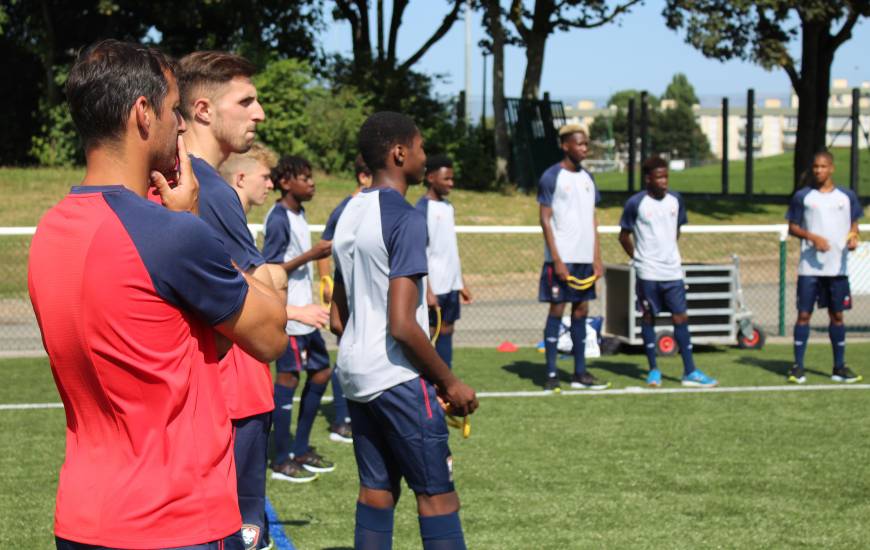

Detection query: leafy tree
(507, 0), (641, 99)
(478, 0), (511, 188)
(663, 0), (870, 188)
(663, 72), (699, 107)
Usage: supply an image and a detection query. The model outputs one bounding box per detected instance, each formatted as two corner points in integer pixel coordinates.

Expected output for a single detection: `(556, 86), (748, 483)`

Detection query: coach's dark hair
(272, 155), (312, 196)
(177, 51), (256, 119)
(65, 40), (175, 151)
(641, 156), (668, 177)
(357, 111), (419, 172)
(353, 154), (371, 177)
(425, 154), (453, 176)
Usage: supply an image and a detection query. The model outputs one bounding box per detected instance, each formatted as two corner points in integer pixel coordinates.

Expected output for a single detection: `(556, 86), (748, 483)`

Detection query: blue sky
(320, 0), (870, 105)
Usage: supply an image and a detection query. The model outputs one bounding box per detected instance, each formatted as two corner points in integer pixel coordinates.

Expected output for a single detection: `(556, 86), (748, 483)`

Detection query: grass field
(3, 148), (867, 228)
(3, 344), (870, 549)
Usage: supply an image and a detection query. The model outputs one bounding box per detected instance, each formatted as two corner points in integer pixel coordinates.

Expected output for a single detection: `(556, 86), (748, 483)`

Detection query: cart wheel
(656, 330), (678, 356)
(737, 325), (766, 350)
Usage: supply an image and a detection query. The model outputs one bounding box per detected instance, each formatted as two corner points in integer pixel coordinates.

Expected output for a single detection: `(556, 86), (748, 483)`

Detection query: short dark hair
(357, 111), (419, 172)
(642, 156), (668, 177)
(66, 40), (175, 151)
(425, 154), (453, 175)
(353, 153), (371, 177)
(814, 150), (834, 164)
(271, 155), (312, 196)
(177, 51), (256, 119)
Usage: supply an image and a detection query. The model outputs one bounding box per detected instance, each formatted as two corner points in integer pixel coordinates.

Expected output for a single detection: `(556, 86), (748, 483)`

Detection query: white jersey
(537, 163), (600, 264)
(332, 188), (429, 402)
(620, 191), (688, 281)
(262, 202), (315, 335)
(787, 186), (862, 277)
(415, 196), (463, 295)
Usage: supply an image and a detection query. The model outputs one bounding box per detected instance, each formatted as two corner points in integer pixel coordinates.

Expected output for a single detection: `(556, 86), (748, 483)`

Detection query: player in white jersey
(331, 111), (478, 550)
(416, 154), (472, 369)
(619, 157), (717, 388)
(786, 151), (863, 384)
(263, 155), (336, 482)
(537, 124), (608, 391)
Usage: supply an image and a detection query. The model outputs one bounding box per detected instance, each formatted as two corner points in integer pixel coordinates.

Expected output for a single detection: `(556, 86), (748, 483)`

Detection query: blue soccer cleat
(646, 369), (662, 388)
(681, 369), (718, 388)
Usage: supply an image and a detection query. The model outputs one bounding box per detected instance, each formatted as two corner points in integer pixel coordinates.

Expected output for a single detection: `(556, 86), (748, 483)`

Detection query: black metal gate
(505, 97), (566, 190)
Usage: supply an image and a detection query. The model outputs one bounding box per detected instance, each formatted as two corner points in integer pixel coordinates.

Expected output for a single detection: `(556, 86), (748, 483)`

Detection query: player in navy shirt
(331, 112), (478, 550)
(178, 51), (325, 549)
(537, 124), (608, 391)
(786, 151), (863, 384)
(313, 154), (373, 444)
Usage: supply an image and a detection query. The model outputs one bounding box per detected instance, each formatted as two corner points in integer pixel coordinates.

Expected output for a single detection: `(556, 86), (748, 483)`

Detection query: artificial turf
(2, 344), (869, 548)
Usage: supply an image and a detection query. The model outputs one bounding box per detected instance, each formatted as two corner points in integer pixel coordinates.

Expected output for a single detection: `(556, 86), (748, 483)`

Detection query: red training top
(29, 185), (248, 548)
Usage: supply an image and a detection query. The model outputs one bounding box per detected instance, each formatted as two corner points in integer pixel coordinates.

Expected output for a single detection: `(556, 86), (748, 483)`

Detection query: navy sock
(355, 502), (394, 550)
(331, 369), (350, 425)
(673, 322), (696, 376)
(829, 324), (846, 369)
(570, 316), (587, 375)
(419, 511), (466, 550)
(794, 324), (810, 369)
(292, 380), (327, 457)
(641, 323), (658, 371)
(544, 315), (561, 378)
(273, 384), (296, 464)
(435, 332), (453, 369)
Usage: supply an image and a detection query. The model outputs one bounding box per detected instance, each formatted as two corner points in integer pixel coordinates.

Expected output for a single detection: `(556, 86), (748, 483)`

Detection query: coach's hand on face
(440, 378), (478, 417)
(151, 135), (199, 214)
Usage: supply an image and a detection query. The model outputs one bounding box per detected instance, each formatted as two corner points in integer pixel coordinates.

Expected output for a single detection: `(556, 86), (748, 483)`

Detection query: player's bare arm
(151, 134), (200, 214)
(388, 276), (478, 416)
(215, 271), (288, 363)
(789, 222), (830, 252)
(460, 276), (473, 304)
(847, 222), (860, 251)
(618, 228), (635, 259)
(330, 277), (348, 337)
(540, 204), (568, 281)
(277, 240), (332, 274)
(593, 213), (603, 277)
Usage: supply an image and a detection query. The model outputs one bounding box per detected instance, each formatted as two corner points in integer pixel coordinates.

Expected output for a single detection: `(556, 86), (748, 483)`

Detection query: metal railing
(5, 224), (870, 354)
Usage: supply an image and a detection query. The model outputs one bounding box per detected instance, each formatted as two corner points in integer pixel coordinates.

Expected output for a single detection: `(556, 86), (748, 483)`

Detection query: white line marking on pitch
(2, 383), (868, 411)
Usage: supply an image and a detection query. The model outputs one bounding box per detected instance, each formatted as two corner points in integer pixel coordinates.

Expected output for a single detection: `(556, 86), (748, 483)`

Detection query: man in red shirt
(28, 40), (288, 550)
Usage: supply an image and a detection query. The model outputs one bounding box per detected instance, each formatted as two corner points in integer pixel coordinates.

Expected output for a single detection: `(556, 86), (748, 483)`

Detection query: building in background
(565, 79), (870, 162)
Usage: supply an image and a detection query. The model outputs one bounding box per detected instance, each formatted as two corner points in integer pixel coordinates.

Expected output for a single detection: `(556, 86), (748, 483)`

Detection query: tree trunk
(39, 0), (57, 105)
(487, 0), (510, 187)
(792, 19), (834, 190)
(521, 32), (545, 100)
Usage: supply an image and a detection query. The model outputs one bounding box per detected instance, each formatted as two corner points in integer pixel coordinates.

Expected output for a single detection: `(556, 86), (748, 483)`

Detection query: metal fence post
(779, 230), (787, 336)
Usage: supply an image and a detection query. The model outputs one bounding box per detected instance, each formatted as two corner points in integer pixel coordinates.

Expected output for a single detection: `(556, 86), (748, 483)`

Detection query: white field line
(3, 383), (868, 411)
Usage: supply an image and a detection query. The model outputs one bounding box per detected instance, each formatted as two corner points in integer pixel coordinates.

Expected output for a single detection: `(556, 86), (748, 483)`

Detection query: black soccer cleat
(544, 376), (561, 392)
(831, 366), (863, 384)
(787, 364), (806, 385)
(570, 372), (611, 390)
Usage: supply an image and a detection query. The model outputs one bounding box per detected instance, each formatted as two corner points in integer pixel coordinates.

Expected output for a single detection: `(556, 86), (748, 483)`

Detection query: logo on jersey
(844, 295), (851, 308)
(446, 455), (454, 482)
(242, 524), (261, 550)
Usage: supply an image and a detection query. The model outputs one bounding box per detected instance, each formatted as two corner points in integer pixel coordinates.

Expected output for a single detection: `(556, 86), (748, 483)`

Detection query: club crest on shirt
(242, 524), (261, 549)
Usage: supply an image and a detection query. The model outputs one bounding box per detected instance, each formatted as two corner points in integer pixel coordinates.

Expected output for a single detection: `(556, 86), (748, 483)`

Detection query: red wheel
(737, 325), (766, 350)
(656, 330), (677, 356)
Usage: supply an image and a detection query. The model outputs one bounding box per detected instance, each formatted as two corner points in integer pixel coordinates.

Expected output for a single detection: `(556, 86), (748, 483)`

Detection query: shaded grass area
(3, 344), (870, 548)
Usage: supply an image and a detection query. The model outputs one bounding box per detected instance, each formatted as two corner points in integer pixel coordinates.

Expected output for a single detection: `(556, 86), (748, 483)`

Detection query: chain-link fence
(4, 224), (870, 354)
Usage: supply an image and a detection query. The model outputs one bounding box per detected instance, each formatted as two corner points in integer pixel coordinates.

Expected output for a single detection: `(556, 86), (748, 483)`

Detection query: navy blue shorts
(276, 331), (330, 373)
(429, 291), (461, 326)
(538, 262), (596, 303)
(636, 279), (688, 316)
(56, 533), (244, 550)
(348, 378), (454, 496)
(233, 412), (271, 550)
(797, 275), (852, 313)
